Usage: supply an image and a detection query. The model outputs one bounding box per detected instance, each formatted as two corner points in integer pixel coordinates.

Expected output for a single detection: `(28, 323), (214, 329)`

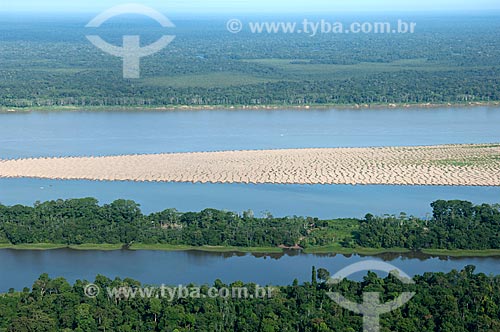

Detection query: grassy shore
(1, 243), (500, 257)
(0, 243), (123, 251)
(0, 243), (68, 250)
(0, 243), (282, 254)
(1, 101), (499, 113)
(421, 249), (500, 257)
(129, 243), (283, 253)
(303, 245), (411, 255)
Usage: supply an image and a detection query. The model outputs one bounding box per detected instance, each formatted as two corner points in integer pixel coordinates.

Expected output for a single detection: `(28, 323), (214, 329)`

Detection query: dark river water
(1, 249), (499, 292)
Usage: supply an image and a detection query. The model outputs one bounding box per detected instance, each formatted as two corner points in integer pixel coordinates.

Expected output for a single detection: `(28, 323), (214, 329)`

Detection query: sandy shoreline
(1, 144), (499, 186)
(1, 101), (499, 113)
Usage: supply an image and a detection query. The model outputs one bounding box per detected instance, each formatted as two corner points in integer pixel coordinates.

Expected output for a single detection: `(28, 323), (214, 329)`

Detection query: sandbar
(1, 144), (499, 186)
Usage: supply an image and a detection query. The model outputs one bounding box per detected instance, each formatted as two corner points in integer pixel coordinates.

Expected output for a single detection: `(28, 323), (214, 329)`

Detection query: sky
(1, 0), (500, 13)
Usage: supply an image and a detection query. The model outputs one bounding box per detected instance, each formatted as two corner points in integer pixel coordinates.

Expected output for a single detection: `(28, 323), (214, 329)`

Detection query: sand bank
(1, 144), (499, 186)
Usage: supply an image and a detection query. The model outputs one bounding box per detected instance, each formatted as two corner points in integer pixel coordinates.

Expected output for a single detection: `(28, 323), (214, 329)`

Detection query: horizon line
(1, 9), (500, 15)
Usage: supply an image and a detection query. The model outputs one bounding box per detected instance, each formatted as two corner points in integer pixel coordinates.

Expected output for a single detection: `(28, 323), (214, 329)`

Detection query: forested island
(1, 198), (499, 256)
(0, 267), (498, 331)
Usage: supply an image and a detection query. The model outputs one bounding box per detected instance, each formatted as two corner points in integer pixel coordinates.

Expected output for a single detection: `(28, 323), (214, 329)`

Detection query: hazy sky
(2, 0), (500, 13)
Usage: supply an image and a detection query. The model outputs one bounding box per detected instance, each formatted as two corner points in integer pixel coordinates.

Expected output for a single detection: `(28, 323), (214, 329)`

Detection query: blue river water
(1, 108), (500, 158)
(1, 107), (499, 217)
(0, 179), (499, 218)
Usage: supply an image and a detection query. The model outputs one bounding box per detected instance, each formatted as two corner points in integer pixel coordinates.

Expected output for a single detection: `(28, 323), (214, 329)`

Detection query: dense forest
(0, 198), (346, 248)
(0, 198), (499, 251)
(0, 266), (498, 331)
(356, 200), (500, 250)
(1, 15), (499, 108)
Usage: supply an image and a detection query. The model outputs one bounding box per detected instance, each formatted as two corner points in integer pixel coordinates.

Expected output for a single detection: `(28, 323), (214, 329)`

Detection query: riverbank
(0, 243), (283, 253)
(2, 243), (500, 257)
(302, 245), (411, 255)
(1, 101), (499, 113)
(0, 243), (123, 251)
(421, 249), (500, 257)
(305, 246), (500, 257)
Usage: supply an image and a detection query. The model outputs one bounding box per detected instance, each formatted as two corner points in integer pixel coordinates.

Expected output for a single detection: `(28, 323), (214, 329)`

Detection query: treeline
(2, 17), (500, 108)
(3, 70), (500, 108)
(0, 266), (498, 331)
(357, 200), (500, 250)
(0, 198), (499, 251)
(0, 198), (321, 248)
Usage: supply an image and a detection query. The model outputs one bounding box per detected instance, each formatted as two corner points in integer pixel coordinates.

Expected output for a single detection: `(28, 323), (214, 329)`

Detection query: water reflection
(1, 248), (498, 292)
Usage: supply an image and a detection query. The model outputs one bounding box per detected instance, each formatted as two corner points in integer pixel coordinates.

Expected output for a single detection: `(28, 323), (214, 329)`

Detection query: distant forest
(0, 267), (498, 331)
(0, 16), (499, 107)
(1, 198), (499, 251)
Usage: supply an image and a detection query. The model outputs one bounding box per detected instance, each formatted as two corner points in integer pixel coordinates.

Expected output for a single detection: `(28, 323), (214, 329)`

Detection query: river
(0, 107), (499, 289)
(1, 107), (499, 218)
(1, 249), (499, 292)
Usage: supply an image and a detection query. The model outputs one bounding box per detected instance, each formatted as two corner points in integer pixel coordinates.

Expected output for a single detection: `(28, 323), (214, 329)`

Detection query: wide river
(0, 107), (499, 289)
(1, 107), (500, 217)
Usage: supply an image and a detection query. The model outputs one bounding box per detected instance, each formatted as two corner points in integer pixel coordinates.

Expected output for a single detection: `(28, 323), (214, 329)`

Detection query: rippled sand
(1, 144), (499, 186)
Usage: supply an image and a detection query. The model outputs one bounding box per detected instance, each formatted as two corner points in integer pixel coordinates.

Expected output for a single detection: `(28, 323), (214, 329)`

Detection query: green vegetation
(357, 200), (500, 250)
(431, 152), (500, 167)
(0, 197), (354, 250)
(1, 198), (499, 256)
(1, 16), (500, 108)
(0, 267), (499, 331)
(0, 243), (67, 250)
(303, 246), (411, 255)
(129, 243), (283, 253)
(421, 249), (500, 257)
